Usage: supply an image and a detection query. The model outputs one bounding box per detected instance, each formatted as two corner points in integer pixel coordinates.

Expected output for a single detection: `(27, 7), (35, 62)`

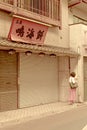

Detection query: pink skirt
(69, 88), (76, 102)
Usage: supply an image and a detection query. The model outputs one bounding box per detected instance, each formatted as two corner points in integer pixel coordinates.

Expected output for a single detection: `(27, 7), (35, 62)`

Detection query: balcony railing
(20, 0), (60, 21)
(0, 0), (13, 5)
(0, 0), (61, 26)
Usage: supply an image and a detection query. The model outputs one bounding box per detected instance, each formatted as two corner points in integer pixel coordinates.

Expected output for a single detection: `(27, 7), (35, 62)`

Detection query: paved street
(1, 103), (87, 130)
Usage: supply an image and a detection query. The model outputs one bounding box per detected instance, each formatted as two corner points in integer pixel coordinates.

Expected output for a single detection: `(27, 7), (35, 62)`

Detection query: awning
(0, 37), (79, 57)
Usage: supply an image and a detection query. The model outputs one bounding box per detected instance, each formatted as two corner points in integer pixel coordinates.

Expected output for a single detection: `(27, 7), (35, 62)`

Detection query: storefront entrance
(19, 53), (59, 108)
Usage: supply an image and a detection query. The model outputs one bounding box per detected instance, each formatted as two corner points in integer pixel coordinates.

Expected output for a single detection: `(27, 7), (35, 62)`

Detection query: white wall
(69, 24), (83, 50)
(45, 0), (69, 47)
(0, 11), (12, 38)
(58, 56), (69, 102)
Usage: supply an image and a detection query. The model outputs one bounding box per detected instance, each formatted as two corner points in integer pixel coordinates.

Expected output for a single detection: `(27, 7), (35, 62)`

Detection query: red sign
(8, 17), (48, 45)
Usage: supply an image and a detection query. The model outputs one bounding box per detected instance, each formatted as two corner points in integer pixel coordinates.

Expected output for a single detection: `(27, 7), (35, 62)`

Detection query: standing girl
(69, 72), (78, 104)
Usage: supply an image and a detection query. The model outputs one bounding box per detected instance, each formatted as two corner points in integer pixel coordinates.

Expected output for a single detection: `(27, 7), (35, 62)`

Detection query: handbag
(69, 82), (78, 89)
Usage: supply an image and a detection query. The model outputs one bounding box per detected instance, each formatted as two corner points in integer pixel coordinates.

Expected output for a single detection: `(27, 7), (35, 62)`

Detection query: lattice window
(0, 0), (61, 25)
(19, 0), (60, 20)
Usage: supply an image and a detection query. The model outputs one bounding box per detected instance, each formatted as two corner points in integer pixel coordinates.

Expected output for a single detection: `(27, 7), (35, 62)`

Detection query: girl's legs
(69, 88), (76, 104)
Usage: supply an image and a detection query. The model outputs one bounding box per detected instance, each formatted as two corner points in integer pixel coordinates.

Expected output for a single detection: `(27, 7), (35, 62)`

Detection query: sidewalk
(0, 102), (86, 127)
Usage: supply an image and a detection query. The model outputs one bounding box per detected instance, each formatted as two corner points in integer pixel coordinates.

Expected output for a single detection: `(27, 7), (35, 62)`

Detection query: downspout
(68, 56), (71, 74)
(68, 0), (82, 8)
(59, 0), (62, 30)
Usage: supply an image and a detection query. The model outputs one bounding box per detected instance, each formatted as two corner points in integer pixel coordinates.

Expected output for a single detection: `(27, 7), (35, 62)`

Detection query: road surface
(1, 105), (87, 130)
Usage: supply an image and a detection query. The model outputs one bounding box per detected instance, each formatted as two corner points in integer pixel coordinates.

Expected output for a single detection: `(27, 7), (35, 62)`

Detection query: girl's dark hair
(70, 72), (76, 77)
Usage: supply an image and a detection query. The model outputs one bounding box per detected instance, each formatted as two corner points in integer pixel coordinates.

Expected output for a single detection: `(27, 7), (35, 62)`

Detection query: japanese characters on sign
(8, 17), (48, 45)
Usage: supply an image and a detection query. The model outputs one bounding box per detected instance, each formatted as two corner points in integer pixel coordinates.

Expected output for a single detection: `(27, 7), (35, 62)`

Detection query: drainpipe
(68, 0), (82, 8)
(68, 56), (71, 74)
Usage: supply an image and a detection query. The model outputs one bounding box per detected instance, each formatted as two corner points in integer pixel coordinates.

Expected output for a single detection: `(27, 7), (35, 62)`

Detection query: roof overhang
(68, 0), (87, 14)
(0, 37), (79, 57)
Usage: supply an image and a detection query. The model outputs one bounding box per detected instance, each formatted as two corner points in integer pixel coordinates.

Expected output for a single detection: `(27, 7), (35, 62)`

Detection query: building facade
(68, 0), (87, 102)
(0, 0), (80, 112)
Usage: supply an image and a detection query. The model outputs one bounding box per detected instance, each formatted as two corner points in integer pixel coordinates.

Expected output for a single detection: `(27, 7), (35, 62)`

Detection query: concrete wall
(58, 56), (69, 102)
(45, 0), (69, 47)
(0, 11), (12, 38)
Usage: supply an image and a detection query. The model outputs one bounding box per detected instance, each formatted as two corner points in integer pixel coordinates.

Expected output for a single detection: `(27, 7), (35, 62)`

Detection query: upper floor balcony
(69, 23), (87, 54)
(0, 0), (61, 27)
(68, 0), (87, 14)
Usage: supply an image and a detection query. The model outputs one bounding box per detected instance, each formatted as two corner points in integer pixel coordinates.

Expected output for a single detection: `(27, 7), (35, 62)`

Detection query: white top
(69, 76), (76, 83)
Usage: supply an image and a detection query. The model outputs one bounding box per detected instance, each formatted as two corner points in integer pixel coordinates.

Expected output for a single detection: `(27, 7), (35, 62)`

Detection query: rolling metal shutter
(0, 50), (18, 111)
(19, 53), (58, 108)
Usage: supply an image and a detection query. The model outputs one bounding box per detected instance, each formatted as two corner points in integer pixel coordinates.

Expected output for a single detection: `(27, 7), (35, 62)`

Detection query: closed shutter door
(19, 53), (58, 108)
(0, 50), (18, 111)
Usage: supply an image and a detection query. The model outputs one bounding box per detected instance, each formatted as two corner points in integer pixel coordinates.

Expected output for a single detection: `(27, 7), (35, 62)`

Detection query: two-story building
(0, 0), (79, 112)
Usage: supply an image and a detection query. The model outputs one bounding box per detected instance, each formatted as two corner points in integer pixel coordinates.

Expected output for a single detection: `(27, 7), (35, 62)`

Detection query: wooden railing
(0, 0), (61, 26)
(19, 0), (60, 21)
(0, 0), (60, 20)
(0, 0), (13, 5)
